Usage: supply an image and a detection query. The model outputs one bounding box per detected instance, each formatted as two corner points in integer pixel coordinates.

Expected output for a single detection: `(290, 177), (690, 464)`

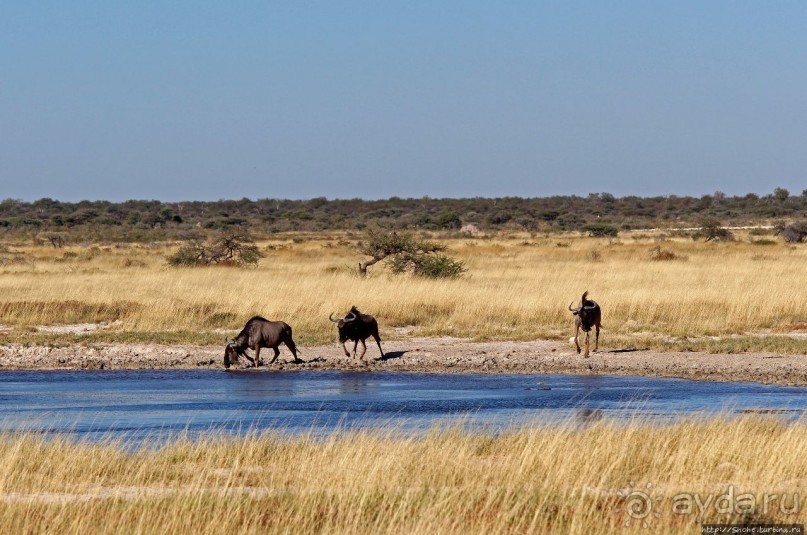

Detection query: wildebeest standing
(328, 306), (384, 360)
(224, 316), (301, 369)
(568, 291), (602, 357)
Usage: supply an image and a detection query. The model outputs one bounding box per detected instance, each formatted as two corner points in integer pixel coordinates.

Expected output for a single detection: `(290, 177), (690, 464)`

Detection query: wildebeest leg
(239, 348), (256, 367)
(341, 341), (351, 357)
(372, 333), (384, 358)
(574, 323), (581, 354)
(254, 346), (263, 367)
(584, 332), (590, 358)
(358, 339), (367, 360)
(284, 339), (301, 363)
(594, 324), (600, 353)
(352, 340), (359, 358)
(269, 346), (280, 364)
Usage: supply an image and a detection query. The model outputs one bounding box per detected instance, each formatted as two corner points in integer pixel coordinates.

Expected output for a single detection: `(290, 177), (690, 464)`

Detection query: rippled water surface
(1, 370), (806, 441)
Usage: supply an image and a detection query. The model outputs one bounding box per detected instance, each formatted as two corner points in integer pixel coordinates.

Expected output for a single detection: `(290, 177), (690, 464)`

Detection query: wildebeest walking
(224, 316), (301, 369)
(329, 306), (384, 360)
(568, 291), (602, 357)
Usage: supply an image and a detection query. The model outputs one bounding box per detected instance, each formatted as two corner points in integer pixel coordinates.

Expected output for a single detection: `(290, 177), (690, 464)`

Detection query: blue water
(1, 370), (806, 442)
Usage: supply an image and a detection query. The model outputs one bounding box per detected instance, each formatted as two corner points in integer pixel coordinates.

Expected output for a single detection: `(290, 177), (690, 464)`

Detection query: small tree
(207, 229), (263, 265)
(47, 234), (65, 248)
(435, 209), (462, 230)
(168, 229), (263, 267)
(774, 187), (790, 202)
(358, 229), (420, 276)
(692, 218), (733, 242)
(357, 228), (465, 278)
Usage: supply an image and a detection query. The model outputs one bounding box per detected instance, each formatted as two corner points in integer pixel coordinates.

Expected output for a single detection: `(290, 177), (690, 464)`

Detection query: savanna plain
(0, 231), (805, 351)
(1, 231), (807, 533)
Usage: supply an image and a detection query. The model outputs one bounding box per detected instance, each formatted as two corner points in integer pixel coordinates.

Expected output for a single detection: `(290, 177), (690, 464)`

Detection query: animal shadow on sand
(602, 347), (649, 354)
(375, 350), (408, 362)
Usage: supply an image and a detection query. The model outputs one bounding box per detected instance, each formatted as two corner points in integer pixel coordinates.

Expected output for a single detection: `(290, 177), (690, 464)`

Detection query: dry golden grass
(1, 417), (805, 533)
(0, 232), (806, 350)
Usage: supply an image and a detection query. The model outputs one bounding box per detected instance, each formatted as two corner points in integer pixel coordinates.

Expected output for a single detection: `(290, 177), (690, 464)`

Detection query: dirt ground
(1, 337), (806, 386)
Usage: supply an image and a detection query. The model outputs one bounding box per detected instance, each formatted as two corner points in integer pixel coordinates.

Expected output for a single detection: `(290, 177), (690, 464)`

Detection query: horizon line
(1, 189), (799, 205)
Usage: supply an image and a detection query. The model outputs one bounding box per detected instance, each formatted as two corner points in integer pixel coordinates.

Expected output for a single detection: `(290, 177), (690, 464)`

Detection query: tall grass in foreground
(0, 233), (806, 349)
(1, 417), (806, 533)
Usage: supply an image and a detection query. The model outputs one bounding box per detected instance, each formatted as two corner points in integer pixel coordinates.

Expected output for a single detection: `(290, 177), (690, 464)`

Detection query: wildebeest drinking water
(329, 306), (384, 360)
(224, 316), (301, 369)
(568, 291), (602, 357)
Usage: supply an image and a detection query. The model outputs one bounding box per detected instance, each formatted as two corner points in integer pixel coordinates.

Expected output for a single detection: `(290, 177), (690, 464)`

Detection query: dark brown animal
(568, 291), (602, 357)
(224, 316), (301, 369)
(328, 306), (384, 360)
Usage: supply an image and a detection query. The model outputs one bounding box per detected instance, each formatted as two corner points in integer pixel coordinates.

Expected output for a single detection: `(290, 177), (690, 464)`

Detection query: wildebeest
(328, 306), (384, 360)
(568, 291), (602, 357)
(224, 316), (301, 369)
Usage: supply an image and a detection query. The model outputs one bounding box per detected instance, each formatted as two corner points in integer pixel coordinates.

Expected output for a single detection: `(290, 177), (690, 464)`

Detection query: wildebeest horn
(328, 313), (341, 323)
(568, 302), (577, 312)
(583, 304), (597, 310)
(343, 311), (357, 323)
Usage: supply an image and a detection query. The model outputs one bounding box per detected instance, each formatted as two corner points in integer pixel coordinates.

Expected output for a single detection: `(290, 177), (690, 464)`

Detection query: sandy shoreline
(1, 337), (806, 386)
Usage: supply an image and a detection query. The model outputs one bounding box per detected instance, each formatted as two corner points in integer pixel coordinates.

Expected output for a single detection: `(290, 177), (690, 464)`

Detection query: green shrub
(167, 241), (208, 267)
(414, 254), (466, 279)
(581, 223), (619, 237)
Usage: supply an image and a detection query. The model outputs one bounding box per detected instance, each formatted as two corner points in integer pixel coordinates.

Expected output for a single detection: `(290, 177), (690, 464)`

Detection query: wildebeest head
(329, 307), (360, 342)
(223, 341), (239, 369)
(568, 291), (600, 331)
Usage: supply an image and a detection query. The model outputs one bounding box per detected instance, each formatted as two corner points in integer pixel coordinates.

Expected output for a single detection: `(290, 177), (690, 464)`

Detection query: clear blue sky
(1, 1), (805, 201)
